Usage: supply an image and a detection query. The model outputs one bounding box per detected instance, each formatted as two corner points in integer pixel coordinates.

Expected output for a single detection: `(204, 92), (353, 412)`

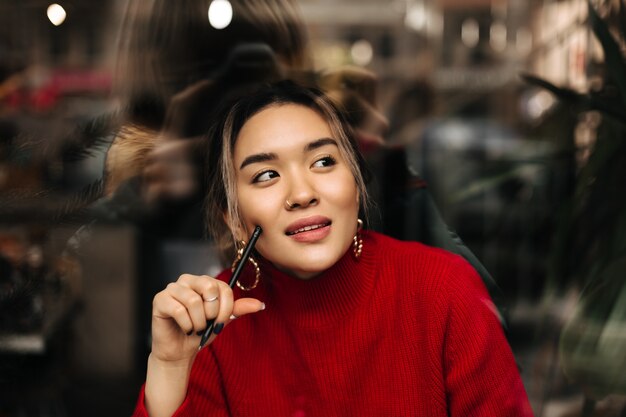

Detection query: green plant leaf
(589, 1), (626, 106)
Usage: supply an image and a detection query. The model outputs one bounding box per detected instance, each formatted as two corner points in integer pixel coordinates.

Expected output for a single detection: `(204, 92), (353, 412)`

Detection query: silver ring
(204, 295), (219, 302)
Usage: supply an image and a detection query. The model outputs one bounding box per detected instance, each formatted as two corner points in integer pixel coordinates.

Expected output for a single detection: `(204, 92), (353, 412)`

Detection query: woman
(132, 81), (533, 417)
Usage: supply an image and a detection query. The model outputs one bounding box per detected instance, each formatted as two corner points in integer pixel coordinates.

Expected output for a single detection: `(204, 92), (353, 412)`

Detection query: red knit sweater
(133, 231), (534, 416)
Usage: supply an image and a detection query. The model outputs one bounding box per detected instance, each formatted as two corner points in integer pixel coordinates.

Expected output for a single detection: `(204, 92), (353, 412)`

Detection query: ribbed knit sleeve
(440, 257), (534, 417)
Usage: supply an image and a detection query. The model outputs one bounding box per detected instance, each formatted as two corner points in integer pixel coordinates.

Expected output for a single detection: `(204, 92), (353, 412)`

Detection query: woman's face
(232, 103), (360, 279)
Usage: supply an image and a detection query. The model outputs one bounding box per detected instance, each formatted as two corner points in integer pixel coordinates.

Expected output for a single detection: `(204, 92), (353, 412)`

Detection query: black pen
(199, 225), (263, 349)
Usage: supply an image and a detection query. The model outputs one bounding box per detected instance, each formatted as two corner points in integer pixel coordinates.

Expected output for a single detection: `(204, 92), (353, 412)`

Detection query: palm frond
(54, 179), (105, 224)
(61, 111), (122, 162)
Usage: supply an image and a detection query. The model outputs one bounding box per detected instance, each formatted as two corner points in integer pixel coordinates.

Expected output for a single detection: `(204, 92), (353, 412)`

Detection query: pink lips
(285, 216), (332, 243)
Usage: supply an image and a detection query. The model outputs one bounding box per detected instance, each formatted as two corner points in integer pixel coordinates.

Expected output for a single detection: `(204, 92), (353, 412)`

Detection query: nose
(285, 175), (318, 210)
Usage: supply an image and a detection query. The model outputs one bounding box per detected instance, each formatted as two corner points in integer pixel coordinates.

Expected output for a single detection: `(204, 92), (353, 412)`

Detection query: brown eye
(312, 156), (336, 168)
(253, 170), (279, 183)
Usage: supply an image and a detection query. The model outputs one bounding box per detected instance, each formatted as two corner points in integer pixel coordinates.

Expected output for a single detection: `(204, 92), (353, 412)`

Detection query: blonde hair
(205, 81), (370, 260)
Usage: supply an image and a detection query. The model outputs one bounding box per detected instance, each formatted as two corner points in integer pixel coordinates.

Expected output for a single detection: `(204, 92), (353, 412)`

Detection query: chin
(283, 249), (347, 280)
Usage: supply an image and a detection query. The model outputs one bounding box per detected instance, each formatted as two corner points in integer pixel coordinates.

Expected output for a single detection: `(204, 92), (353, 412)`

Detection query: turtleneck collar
(235, 231), (379, 328)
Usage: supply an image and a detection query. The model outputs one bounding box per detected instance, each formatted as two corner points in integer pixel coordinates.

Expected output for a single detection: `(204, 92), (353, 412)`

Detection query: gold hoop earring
(352, 219), (363, 259)
(231, 241), (261, 291)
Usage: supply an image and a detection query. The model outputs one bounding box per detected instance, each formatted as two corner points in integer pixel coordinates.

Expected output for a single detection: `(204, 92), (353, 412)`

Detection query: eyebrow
(305, 137), (338, 152)
(239, 152), (277, 170)
(239, 137), (338, 170)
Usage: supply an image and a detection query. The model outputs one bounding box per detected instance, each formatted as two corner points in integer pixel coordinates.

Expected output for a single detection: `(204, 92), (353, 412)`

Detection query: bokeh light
(351, 39), (374, 66)
(461, 18), (479, 48)
(208, 0), (233, 30)
(47, 3), (67, 26)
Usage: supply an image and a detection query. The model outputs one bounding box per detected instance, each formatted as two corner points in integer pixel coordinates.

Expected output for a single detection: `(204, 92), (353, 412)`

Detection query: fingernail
(213, 322), (225, 335)
(196, 329), (206, 336)
(187, 330), (194, 336)
(229, 314), (238, 320)
(260, 302), (266, 311)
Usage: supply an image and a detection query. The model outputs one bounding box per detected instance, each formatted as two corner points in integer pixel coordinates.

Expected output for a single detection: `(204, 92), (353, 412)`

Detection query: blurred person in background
(90, 0), (314, 362)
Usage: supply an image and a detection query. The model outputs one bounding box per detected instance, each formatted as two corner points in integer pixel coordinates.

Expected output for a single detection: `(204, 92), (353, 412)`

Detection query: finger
(197, 297), (265, 350)
(231, 298), (266, 319)
(152, 291), (194, 335)
(178, 274), (222, 321)
(143, 182), (164, 204)
(178, 274), (221, 300)
(148, 139), (189, 160)
(165, 178), (197, 199)
(201, 292), (221, 324)
(212, 281), (235, 325)
(143, 162), (167, 183)
(144, 159), (191, 182)
(144, 162), (195, 199)
(165, 282), (208, 333)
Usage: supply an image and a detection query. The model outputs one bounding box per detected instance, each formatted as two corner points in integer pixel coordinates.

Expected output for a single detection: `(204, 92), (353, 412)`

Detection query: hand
(150, 273), (265, 364)
(142, 137), (203, 204)
(318, 66), (389, 147)
(141, 79), (218, 205)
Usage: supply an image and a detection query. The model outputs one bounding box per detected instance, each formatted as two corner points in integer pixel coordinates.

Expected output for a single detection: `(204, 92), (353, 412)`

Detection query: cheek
(326, 173), (360, 211)
(236, 192), (279, 260)
(236, 188), (282, 232)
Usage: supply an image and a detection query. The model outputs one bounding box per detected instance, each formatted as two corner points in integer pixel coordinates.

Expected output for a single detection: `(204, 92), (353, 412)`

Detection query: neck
(271, 264), (323, 281)
(251, 231), (378, 327)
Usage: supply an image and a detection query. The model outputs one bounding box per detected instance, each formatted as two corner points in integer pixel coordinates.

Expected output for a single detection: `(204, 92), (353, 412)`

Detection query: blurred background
(1, 0), (625, 415)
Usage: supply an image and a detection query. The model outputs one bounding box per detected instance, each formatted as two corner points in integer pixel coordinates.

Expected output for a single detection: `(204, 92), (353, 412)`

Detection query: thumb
(231, 298), (265, 320)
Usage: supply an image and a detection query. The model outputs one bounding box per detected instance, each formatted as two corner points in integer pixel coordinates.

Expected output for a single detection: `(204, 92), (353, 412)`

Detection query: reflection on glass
(46, 3), (67, 26)
(208, 0), (233, 30)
